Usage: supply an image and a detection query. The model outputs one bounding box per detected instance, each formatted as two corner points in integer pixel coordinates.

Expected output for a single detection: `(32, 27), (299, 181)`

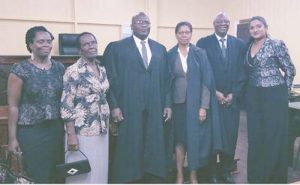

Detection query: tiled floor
(233, 111), (300, 184)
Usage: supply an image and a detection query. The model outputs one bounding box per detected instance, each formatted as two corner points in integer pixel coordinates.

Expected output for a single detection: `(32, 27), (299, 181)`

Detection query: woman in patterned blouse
(245, 16), (296, 183)
(60, 32), (110, 183)
(7, 26), (65, 183)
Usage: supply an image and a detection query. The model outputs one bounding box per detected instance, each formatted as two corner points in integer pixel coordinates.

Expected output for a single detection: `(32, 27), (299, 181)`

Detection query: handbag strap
(65, 149), (89, 160)
(6, 151), (25, 175)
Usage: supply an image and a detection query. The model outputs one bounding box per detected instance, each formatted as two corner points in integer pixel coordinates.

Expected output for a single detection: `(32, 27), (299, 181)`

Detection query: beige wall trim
(0, 18), (74, 24)
(77, 22), (121, 27)
(158, 25), (213, 30)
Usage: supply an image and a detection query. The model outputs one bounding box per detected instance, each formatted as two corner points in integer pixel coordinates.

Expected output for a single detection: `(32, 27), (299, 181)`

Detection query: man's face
(213, 14), (230, 37)
(131, 15), (151, 40)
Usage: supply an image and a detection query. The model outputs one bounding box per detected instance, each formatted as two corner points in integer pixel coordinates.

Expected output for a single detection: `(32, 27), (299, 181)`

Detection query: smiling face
(176, 25), (192, 46)
(249, 19), (268, 41)
(29, 31), (53, 58)
(79, 33), (98, 59)
(213, 14), (230, 37)
(131, 13), (151, 40)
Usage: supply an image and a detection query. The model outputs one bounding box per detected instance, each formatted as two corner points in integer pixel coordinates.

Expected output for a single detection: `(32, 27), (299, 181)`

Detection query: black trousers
(246, 84), (288, 183)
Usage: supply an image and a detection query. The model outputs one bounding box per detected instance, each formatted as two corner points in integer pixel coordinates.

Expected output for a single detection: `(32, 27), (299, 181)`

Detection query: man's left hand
(225, 93), (233, 105)
(163, 108), (172, 122)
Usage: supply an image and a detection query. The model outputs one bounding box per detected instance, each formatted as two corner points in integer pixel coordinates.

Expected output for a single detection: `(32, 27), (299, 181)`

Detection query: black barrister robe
(196, 35), (246, 156)
(167, 44), (223, 170)
(103, 36), (171, 183)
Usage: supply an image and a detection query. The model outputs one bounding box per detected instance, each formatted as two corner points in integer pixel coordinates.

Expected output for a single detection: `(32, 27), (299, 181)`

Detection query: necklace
(31, 59), (51, 70)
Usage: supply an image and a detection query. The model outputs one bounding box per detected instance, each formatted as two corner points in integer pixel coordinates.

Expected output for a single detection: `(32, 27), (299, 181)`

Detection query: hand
(216, 91), (226, 105)
(112, 108), (124, 123)
(8, 138), (21, 153)
(163, 108), (172, 122)
(199, 108), (207, 123)
(67, 134), (79, 151)
(225, 93), (233, 105)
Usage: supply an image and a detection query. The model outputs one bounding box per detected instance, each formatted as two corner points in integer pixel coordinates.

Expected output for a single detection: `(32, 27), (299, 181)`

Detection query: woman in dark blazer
(245, 16), (295, 183)
(167, 21), (222, 183)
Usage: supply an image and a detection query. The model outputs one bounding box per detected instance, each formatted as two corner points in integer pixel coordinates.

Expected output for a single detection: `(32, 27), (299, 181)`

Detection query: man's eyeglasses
(134, 20), (151, 25)
(81, 41), (97, 48)
(177, 31), (191, 35)
(214, 20), (230, 25)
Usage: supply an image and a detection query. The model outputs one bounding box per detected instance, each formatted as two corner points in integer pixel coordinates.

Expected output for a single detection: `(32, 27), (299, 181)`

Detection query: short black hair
(25, 26), (54, 53)
(175, 21), (193, 34)
(76, 32), (97, 49)
(131, 12), (148, 24)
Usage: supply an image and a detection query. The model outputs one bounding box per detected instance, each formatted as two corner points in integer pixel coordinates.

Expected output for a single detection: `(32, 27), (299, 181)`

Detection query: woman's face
(29, 31), (53, 57)
(79, 34), (98, 59)
(249, 19), (267, 41)
(176, 25), (192, 46)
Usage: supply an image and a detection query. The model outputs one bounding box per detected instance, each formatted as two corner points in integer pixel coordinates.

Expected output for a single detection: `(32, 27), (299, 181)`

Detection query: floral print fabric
(10, 60), (65, 125)
(61, 58), (110, 136)
(245, 38), (295, 89)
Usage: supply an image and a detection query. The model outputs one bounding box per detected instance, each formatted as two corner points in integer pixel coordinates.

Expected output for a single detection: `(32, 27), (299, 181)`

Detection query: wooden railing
(0, 106), (8, 146)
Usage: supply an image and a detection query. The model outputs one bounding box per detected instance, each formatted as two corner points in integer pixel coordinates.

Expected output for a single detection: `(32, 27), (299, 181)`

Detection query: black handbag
(56, 150), (91, 178)
(0, 151), (34, 184)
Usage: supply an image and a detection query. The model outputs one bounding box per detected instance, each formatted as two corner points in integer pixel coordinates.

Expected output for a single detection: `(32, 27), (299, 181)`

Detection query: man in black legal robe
(103, 12), (172, 183)
(196, 12), (246, 183)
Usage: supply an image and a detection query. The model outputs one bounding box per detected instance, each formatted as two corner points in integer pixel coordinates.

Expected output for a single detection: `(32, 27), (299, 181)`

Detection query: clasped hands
(111, 107), (172, 123)
(216, 91), (233, 106)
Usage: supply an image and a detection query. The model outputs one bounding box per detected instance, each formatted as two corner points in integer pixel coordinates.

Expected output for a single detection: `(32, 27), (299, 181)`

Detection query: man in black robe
(196, 12), (246, 183)
(103, 12), (172, 183)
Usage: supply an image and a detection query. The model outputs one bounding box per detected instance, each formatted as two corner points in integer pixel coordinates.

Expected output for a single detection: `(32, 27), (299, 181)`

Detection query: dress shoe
(210, 176), (219, 184)
(229, 159), (239, 175)
(220, 173), (235, 184)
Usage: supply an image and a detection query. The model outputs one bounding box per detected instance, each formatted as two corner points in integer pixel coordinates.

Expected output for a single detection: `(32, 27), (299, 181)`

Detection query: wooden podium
(0, 55), (86, 146)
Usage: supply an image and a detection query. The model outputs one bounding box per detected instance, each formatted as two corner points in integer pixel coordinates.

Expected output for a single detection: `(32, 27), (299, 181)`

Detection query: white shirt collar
(215, 34), (228, 48)
(132, 34), (152, 65)
(177, 46), (190, 54)
(177, 46), (189, 73)
(215, 33), (227, 41)
(133, 35), (149, 45)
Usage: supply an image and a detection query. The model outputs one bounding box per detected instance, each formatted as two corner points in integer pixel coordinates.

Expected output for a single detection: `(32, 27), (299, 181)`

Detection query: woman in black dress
(7, 26), (65, 183)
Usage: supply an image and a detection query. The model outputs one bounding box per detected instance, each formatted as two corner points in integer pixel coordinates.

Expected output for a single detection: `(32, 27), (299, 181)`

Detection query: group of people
(6, 11), (295, 184)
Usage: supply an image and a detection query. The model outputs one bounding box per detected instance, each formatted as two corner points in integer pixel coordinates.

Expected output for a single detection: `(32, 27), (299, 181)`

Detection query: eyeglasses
(177, 31), (191, 35)
(134, 20), (151, 25)
(214, 20), (230, 25)
(81, 41), (97, 48)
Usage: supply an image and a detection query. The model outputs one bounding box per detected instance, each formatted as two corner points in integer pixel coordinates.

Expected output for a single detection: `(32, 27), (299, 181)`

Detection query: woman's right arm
(60, 68), (78, 151)
(7, 73), (23, 152)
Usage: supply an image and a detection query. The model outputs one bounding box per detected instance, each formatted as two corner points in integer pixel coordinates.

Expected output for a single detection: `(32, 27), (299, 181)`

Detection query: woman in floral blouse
(61, 32), (110, 183)
(245, 16), (296, 183)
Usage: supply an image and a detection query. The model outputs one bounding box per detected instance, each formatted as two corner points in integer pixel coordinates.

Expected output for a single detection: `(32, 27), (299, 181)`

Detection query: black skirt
(17, 119), (64, 183)
(172, 103), (187, 149)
